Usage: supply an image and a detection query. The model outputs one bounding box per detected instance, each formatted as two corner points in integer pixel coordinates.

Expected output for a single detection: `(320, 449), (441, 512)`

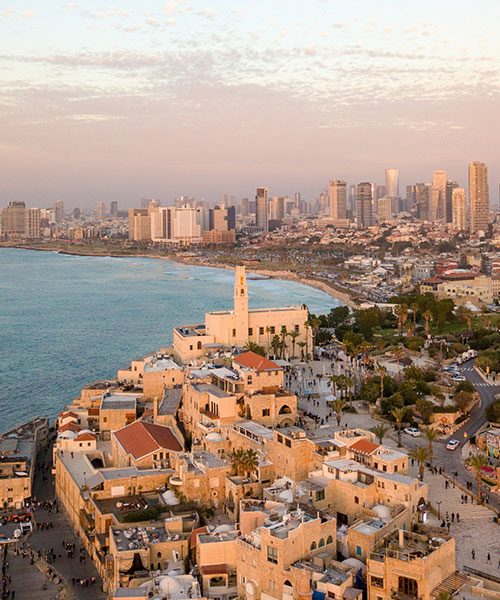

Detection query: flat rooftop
(159, 388), (183, 415)
(101, 394), (138, 411)
(144, 357), (181, 373)
(192, 382), (233, 399)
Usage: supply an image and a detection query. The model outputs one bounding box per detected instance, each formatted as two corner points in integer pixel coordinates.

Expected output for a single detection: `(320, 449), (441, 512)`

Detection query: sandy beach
(1, 243), (360, 309)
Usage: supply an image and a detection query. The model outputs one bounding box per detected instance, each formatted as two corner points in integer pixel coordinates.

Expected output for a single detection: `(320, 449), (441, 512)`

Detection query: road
(403, 360), (500, 512)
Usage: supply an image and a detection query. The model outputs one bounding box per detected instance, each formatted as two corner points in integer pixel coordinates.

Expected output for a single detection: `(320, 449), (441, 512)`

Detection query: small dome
(278, 489), (293, 503)
(342, 558), (366, 573)
(159, 577), (184, 594)
(213, 524), (234, 533)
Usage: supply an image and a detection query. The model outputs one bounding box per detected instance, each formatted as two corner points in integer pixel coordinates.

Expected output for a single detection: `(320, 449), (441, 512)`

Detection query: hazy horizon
(1, 0), (499, 209)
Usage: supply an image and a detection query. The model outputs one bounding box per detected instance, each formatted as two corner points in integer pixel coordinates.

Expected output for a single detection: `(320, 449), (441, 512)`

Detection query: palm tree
(422, 427), (438, 463)
(270, 335), (281, 359)
(297, 341), (307, 361)
(395, 303), (408, 335)
(391, 407), (406, 447)
(469, 453), (488, 504)
(411, 302), (418, 326)
(329, 375), (339, 396)
(409, 446), (431, 481)
(243, 341), (265, 356)
(463, 307), (474, 332)
(288, 330), (300, 359)
(329, 398), (346, 426)
(242, 449), (259, 477)
(394, 346), (405, 379)
(279, 338), (288, 359)
(344, 375), (355, 407)
(376, 362), (386, 406)
(370, 424), (389, 444)
(423, 310), (432, 336)
(230, 448), (247, 477)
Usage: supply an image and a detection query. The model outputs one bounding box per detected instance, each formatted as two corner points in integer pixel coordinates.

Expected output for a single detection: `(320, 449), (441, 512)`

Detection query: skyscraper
(378, 197), (392, 222)
(255, 187), (269, 232)
(328, 180), (347, 221)
(451, 188), (467, 231)
(96, 202), (106, 219)
(110, 201), (118, 217)
(415, 183), (431, 221)
(54, 200), (65, 224)
(445, 181), (459, 224)
(355, 182), (373, 228)
(25, 208), (41, 239)
(431, 170), (447, 221)
(469, 162), (489, 233)
(385, 168), (399, 198)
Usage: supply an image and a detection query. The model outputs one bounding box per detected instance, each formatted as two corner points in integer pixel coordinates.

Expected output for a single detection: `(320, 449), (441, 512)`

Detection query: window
(197, 341), (202, 350)
(102, 417), (107, 423)
(79, 443), (82, 447)
(232, 329), (236, 337)
(285, 439), (291, 448)
(398, 577), (418, 598)
(356, 546), (362, 557)
(310, 542), (317, 551)
(189, 345), (193, 351)
(294, 325), (300, 332)
(259, 327), (264, 335)
(316, 490), (325, 501)
(157, 552), (162, 558)
(262, 408), (270, 417)
(277, 434), (283, 443)
(267, 546), (278, 564)
(248, 327), (253, 336)
(371, 577), (384, 589)
(281, 325), (287, 333)
(326, 535), (333, 545)
(270, 326), (275, 334)
(394, 465), (398, 472)
(319, 538), (325, 548)
(374, 462), (378, 470)
(354, 496), (359, 504)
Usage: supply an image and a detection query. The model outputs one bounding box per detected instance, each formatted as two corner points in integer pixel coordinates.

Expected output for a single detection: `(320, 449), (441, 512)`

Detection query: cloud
(20, 9), (35, 18)
(164, 0), (190, 18)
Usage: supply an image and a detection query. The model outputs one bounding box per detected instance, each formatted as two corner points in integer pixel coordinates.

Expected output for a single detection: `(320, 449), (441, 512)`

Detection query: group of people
(1, 547), (14, 600)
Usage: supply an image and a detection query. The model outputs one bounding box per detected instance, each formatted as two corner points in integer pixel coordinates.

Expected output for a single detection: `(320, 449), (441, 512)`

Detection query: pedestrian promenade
(408, 463), (498, 578)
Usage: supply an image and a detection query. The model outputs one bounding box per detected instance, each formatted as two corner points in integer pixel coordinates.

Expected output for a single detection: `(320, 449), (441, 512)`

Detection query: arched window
(310, 542), (316, 551)
(278, 405), (292, 415)
(284, 580), (293, 589)
(197, 341), (202, 350)
(354, 496), (359, 504)
(157, 552), (162, 558)
(327, 535), (333, 545)
(319, 538), (325, 548)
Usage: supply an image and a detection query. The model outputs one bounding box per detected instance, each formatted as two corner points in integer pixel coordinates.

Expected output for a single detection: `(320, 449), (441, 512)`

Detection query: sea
(0, 248), (339, 431)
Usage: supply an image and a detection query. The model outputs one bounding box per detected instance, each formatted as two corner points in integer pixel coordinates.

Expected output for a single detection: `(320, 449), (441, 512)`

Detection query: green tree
(469, 453), (488, 504)
(243, 341), (265, 356)
(422, 427), (438, 463)
(230, 448), (247, 477)
(270, 335), (281, 358)
(329, 398), (347, 427)
(288, 330), (300, 359)
(409, 446), (431, 481)
(415, 398), (434, 425)
(370, 424), (389, 444)
(242, 449), (259, 477)
(297, 341), (307, 361)
(391, 406), (407, 447)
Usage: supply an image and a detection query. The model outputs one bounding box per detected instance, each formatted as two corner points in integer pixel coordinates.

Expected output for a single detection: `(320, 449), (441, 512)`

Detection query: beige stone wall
(143, 369), (184, 397)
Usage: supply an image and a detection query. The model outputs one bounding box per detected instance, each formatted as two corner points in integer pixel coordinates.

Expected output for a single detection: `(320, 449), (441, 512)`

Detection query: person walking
(471, 549), (475, 560)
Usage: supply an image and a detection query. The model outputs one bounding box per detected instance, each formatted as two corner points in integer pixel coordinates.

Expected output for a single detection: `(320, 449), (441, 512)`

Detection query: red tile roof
(189, 526), (208, 548)
(59, 411), (78, 419)
(113, 421), (183, 460)
(349, 439), (380, 455)
(74, 432), (96, 442)
(233, 351), (280, 372)
(59, 422), (81, 433)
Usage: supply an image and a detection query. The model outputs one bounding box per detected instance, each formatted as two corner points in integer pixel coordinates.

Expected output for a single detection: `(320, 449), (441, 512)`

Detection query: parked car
(404, 427), (421, 437)
(446, 439), (460, 450)
(452, 374), (466, 382)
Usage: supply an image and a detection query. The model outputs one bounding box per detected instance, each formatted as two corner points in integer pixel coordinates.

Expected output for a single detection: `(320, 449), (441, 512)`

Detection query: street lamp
(436, 500), (442, 520)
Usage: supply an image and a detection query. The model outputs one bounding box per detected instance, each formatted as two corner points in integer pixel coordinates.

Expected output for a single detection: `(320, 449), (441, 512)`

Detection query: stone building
(173, 267), (311, 362)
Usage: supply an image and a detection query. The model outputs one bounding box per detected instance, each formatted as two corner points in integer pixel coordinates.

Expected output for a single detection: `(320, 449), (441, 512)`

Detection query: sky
(1, 0), (499, 209)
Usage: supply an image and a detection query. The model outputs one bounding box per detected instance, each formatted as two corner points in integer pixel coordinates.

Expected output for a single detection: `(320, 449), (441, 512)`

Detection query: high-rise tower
(255, 187), (269, 232)
(328, 180), (347, 220)
(469, 162), (489, 233)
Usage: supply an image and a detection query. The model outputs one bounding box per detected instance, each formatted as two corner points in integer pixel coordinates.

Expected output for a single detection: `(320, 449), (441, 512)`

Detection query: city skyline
(1, 0), (499, 207)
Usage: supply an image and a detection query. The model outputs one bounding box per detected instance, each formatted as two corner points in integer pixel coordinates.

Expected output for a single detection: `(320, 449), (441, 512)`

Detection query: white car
(404, 427), (421, 437)
(446, 439), (460, 450)
(452, 375), (466, 382)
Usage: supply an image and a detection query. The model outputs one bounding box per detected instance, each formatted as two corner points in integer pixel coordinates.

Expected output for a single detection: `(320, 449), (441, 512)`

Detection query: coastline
(1, 243), (359, 309)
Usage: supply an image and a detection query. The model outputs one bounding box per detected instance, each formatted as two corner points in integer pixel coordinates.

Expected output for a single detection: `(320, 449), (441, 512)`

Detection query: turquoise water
(0, 248), (339, 430)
